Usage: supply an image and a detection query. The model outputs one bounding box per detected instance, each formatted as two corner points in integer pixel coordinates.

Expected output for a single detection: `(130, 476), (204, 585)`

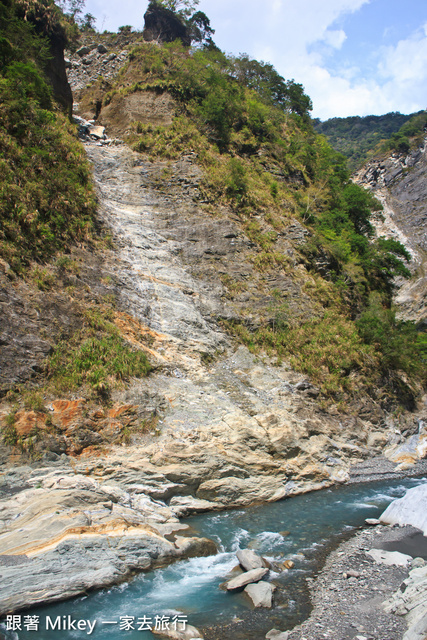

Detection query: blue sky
(82, 0), (427, 120)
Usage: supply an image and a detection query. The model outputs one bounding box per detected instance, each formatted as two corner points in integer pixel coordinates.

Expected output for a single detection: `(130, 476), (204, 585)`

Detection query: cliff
(354, 136), (427, 326)
(1, 17), (427, 615)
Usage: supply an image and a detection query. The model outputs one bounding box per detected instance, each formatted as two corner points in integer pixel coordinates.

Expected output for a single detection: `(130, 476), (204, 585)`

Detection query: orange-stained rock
(100, 421), (123, 440)
(107, 404), (137, 420)
(90, 408), (106, 421)
(51, 399), (85, 432)
(14, 410), (48, 437)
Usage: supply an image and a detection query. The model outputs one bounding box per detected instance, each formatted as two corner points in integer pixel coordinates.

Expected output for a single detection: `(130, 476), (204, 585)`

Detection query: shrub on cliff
(0, 0), (96, 272)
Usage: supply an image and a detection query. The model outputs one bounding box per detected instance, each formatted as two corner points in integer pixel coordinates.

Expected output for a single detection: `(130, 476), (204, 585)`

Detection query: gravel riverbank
(286, 523), (427, 640)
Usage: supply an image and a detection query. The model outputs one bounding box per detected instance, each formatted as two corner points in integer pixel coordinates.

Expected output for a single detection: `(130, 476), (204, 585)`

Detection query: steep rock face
(354, 138), (427, 324)
(1, 53), (427, 612)
(4, 136), (424, 611)
(0, 471), (215, 614)
(15, 1), (73, 116)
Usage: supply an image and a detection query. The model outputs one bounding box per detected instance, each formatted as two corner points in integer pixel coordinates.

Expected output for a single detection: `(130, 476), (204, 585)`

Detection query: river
(3, 476), (426, 640)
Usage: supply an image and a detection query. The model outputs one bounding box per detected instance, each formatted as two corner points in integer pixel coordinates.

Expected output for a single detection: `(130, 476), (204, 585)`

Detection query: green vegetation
(101, 36), (425, 404)
(0, 1), (152, 413)
(48, 333), (151, 394)
(2, 0), (424, 410)
(225, 312), (378, 397)
(0, 0), (97, 272)
(314, 112), (424, 172)
(383, 111), (427, 154)
(45, 305), (151, 396)
(121, 41), (408, 308)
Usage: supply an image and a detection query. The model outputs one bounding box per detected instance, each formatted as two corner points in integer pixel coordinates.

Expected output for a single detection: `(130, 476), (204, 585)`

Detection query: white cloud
(238, 0), (427, 118)
(379, 24), (427, 83)
(322, 29), (347, 49)
(307, 23), (427, 118)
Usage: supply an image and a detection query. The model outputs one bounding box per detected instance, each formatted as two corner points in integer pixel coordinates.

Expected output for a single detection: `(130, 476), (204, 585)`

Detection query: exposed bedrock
(1, 137), (426, 613)
(354, 138), (427, 325)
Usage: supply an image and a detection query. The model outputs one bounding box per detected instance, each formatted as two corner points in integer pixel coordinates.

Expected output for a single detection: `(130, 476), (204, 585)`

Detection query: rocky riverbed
(285, 525), (416, 640)
(283, 485), (427, 640)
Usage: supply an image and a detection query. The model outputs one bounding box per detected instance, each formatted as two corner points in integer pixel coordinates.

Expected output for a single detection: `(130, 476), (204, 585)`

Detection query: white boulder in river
(152, 623), (204, 639)
(237, 548), (265, 571)
(226, 567), (268, 590)
(380, 484), (427, 534)
(244, 581), (275, 607)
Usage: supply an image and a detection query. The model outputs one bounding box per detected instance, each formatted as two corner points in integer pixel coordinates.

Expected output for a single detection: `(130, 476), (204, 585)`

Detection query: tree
(286, 80), (313, 118)
(81, 12), (96, 30)
(144, 0), (215, 47)
(158, 0), (199, 19)
(187, 10), (215, 47)
(56, 0), (85, 22)
(56, 0), (96, 30)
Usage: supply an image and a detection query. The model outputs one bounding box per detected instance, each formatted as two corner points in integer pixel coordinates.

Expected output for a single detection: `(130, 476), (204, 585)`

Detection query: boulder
(76, 45), (95, 57)
(380, 484), (427, 534)
(88, 125), (106, 140)
(169, 495), (223, 517)
(236, 548), (264, 571)
(225, 567), (268, 591)
(97, 44), (108, 54)
(173, 535), (217, 558)
(366, 549), (412, 567)
(244, 581), (274, 608)
(411, 558), (426, 569)
(265, 631), (289, 640)
(152, 624), (203, 639)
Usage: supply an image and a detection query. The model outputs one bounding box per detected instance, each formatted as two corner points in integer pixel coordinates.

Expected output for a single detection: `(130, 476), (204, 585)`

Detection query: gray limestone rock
(76, 45), (95, 57)
(411, 557), (426, 569)
(225, 567), (268, 591)
(244, 581), (274, 607)
(236, 548), (264, 571)
(88, 124), (106, 139)
(0, 475), (215, 615)
(265, 630), (289, 640)
(366, 549), (412, 567)
(169, 495), (224, 517)
(380, 484), (427, 534)
(385, 565), (427, 640)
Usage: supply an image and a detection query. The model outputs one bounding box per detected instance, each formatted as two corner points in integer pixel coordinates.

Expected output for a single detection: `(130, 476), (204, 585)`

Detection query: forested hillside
(313, 111), (425, 172)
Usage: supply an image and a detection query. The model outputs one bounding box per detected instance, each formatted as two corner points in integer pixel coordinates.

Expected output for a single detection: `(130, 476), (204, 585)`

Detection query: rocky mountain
(1, 1), (426, 620)
(354, 137), (427, 326)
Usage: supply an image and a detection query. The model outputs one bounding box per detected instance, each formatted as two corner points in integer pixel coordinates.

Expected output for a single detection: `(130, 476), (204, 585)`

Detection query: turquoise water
(3, 476), (426, 640)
